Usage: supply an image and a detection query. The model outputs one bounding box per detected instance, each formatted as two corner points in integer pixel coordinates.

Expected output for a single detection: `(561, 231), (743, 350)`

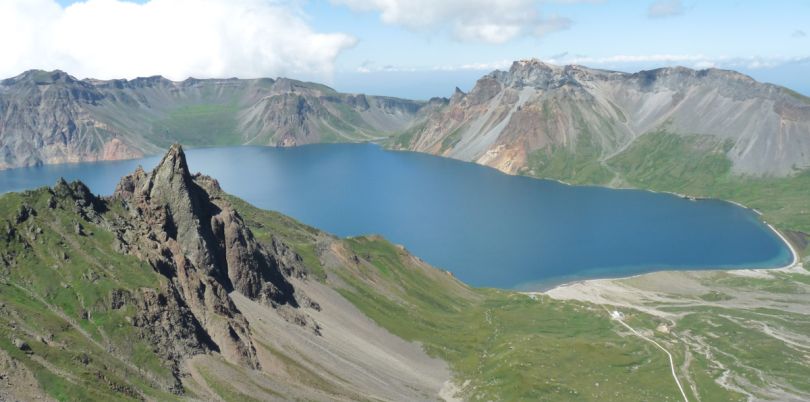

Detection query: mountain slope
(0, 70), (440, 169)
(394, 59), (810, 178)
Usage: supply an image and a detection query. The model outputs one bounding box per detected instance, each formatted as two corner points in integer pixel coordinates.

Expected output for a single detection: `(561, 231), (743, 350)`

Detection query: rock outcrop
(107, 145), (314, 373)
(36, 144), (317, 390)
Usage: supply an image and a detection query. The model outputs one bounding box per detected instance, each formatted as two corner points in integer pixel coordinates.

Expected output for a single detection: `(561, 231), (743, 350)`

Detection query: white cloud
(0, 0), (357, 80)
(793, 30), (807, 38)
(547, 54), (807, 71)
(355, 60), (513, 73)
(331, 0), (575, 44)
(647, 0), (683, 18)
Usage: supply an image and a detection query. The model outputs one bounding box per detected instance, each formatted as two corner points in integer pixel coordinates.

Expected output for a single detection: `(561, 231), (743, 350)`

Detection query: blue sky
(24, 0), (810, 98)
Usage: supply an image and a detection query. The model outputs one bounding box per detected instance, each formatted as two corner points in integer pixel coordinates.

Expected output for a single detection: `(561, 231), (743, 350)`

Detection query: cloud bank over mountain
(331, 0), (577, 43)
(0, 0), (357, 80)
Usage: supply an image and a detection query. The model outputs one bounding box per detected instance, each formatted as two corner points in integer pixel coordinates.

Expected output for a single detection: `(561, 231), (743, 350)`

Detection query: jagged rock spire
(110, 144), (311, 371)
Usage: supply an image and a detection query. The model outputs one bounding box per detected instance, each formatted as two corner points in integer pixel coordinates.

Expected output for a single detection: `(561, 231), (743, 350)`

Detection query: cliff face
(0, 70), (144, 169)
(397, 59), (810, 177)
(0, 70), (437, 169)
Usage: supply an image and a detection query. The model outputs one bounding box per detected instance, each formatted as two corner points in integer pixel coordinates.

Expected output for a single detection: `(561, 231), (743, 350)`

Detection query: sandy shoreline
(540, 221), (801, 298)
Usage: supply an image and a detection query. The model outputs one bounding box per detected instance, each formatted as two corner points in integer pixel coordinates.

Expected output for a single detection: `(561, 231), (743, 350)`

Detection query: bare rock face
(107, 144), (311, 373)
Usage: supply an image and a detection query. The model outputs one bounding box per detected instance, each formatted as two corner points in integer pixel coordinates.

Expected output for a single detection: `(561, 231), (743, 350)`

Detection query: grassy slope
(606, 131), (810, 237)
(151, 103), (242, 148)
(521, 130), (810, 246)
(525, 128), (615, 185)
(233, 187), (810, 401)
(0, 188), (182, 401)
(235, 199), (702, 401)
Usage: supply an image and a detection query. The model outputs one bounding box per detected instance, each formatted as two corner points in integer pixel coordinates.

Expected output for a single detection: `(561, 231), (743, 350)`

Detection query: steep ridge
(395, 59), (810, 177)
(108, 144), (317, 372)
(0, 70), (440, 169)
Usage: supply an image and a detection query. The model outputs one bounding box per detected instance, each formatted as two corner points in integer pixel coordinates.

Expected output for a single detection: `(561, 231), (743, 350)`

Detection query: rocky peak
(0, 69), (103, 103)
(449, 87), (466, 104)
(109, 144), (315, 374)
(3, 69), (78, 86)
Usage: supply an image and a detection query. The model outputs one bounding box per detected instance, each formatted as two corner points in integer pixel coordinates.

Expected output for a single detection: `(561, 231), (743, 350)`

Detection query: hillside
(0, 70), (440, 170)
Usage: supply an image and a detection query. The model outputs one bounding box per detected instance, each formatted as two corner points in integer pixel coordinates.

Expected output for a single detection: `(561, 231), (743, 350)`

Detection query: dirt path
(609, 309), (689, 402)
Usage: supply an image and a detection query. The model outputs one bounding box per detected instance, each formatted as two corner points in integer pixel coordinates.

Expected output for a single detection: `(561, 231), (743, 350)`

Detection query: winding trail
(611, 311), (689, 402)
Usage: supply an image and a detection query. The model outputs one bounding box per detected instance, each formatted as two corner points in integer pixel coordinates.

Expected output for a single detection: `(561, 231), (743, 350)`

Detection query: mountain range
(0, 69), (439, 170)
(394, 59), (810, 178)
(3, 61), (810, 180)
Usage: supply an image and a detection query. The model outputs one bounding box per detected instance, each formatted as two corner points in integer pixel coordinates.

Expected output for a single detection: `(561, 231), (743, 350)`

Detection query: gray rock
(13, 338), (29, 352)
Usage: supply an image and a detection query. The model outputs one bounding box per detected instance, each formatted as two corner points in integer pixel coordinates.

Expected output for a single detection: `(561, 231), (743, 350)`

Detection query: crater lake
(0, 144), (793, 289)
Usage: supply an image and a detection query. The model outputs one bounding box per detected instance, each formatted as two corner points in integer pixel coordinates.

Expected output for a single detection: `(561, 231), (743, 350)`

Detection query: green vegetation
(197, 366), (263, 402)
(440, 126), (465, 153)
(525, 129), (615, 185)
(607, 131), (734, 190)
(386, 121), (427, 149)
(328, 237), (683, 401)
(0, 188), (180, 400)
(605, 131), (810, 237)
(151, 103), (241, 147)
(782, 88), (810, 105)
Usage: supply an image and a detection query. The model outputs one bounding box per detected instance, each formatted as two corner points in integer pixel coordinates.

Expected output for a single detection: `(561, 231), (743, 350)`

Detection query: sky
(2, 0), (808, 99)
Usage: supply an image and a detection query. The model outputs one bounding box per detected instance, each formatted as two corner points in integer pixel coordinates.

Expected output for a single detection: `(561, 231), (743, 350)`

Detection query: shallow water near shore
(0, 143), (793, 289)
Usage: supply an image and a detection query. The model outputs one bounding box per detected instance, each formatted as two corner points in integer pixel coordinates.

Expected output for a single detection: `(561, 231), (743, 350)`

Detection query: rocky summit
(108, 144), (317, 373)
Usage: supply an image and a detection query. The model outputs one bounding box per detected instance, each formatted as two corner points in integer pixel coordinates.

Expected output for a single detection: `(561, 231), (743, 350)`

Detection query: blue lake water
(0, 144), (793, 289)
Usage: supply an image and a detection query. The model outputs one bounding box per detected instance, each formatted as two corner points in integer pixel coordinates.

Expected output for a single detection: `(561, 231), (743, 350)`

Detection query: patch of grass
(525, 128), (615, 185)
(386, 121), (427, 149)
(606, 131), (810, 234)
(607, 130), (734, 190)
(0, 187), (182, 399)
(151, 103), (241, 147)
(197, 366), (264, 402)
(782, 88), (810, 105)
(258, 341), (347, 397)
(440, 126), (465, 153)
(332, 236), (685, 401)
